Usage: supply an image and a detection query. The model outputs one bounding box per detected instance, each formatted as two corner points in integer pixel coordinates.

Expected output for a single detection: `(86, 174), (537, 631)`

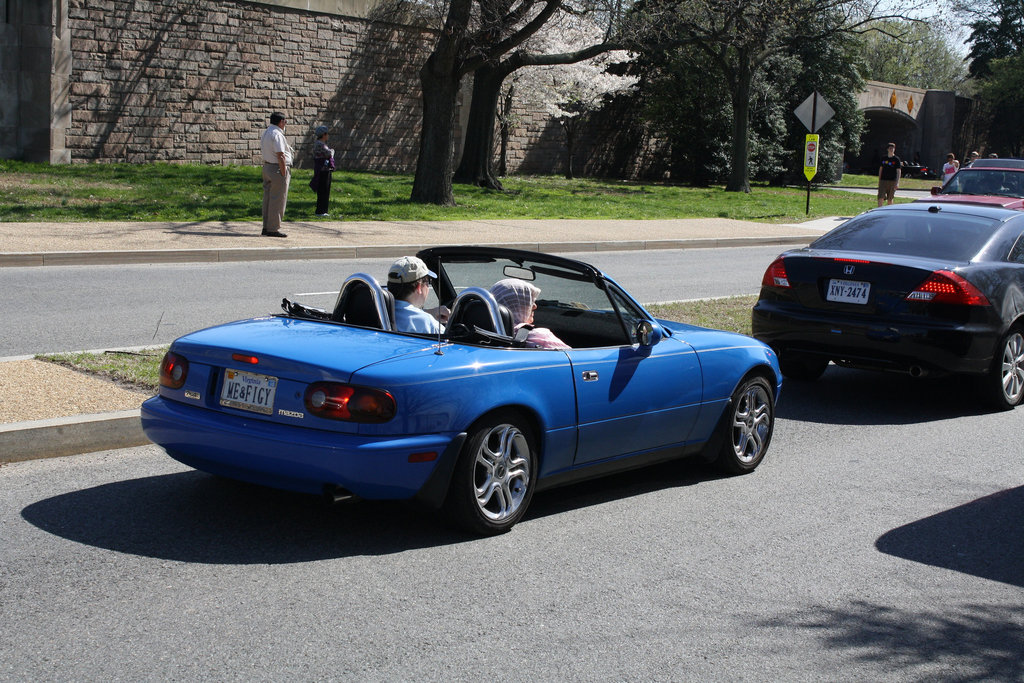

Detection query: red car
(925, 163), (1024, 210)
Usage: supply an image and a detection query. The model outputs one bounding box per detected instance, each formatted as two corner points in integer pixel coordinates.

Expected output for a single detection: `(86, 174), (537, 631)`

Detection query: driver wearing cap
(387, 256), (447, 334)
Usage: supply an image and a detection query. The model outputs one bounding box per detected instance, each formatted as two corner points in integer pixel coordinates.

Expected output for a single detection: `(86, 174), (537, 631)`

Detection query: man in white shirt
(260, 112), (293, 237)
(386, 256), (447, 334)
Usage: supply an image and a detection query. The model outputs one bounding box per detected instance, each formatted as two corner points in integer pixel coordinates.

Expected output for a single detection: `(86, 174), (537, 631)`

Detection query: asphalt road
(2, 367), (1022, 680)
(0, 246), (785, 356)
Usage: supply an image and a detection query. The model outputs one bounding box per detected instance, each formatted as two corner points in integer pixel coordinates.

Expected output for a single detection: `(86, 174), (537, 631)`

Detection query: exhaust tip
(322, 484), (358, 504)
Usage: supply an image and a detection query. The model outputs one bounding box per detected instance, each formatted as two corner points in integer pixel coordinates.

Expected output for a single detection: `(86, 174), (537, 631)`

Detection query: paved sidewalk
(0, 215), (846, 462)
(0, 216), (840, 267)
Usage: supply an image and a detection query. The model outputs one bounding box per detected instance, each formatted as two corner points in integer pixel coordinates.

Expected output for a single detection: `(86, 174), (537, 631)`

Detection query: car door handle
(582, 371), (599, 382)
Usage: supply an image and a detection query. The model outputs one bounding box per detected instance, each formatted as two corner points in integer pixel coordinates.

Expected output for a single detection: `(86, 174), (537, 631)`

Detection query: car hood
(170, 316), (441, 382)
(921, 194), (1024, 210)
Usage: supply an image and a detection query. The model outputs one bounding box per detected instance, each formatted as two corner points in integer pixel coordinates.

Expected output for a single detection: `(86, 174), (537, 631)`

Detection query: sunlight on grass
(0, 160), (883, 223)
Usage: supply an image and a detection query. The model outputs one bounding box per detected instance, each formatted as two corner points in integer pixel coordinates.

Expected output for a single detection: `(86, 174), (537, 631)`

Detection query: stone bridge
(852, 80), (958, 176)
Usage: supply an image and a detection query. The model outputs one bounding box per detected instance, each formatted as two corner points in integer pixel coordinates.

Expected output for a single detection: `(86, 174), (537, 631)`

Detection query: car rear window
(811, 212), (999, 261)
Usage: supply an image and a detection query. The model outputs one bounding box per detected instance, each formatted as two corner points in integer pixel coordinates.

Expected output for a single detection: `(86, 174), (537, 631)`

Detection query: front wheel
(444, 411), (537, 535)
(715, 376), (775, 475)
(981, 329), (1024, 410)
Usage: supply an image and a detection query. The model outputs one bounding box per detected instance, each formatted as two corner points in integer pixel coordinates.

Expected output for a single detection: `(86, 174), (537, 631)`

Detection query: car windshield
(811, 211), (1000, 261)
(942, 168), (1024, 198)
(438, 254), (642, 347)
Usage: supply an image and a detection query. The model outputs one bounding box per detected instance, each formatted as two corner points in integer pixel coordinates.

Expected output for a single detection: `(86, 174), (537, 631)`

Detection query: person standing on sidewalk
(942, 153), (960, 186)
(310, 125), (335, 217)
(877, 142), (901, 207)
(260, 112), (293, 238)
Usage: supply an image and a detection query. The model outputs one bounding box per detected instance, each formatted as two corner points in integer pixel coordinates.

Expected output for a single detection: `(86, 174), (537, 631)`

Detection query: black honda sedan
(752, 202), (1024, 409)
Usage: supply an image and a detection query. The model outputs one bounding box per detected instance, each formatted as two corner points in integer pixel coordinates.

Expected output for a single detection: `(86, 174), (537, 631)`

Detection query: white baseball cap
(388, 256), (436, 284)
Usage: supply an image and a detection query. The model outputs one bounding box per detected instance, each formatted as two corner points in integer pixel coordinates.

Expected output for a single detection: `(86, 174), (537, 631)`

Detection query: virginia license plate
(220, 369), (278, 415)
(826, 279), (870, 304)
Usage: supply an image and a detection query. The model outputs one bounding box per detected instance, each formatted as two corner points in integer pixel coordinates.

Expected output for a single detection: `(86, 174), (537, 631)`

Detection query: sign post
(794, 91), (834, 215)
(804, 134), (819, 214)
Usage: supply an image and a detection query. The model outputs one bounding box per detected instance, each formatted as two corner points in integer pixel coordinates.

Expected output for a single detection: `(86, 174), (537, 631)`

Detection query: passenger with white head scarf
(489, 278), (570, 350)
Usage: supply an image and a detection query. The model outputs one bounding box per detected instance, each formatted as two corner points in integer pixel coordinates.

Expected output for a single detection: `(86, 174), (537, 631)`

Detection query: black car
(752, 202), (1024, 409)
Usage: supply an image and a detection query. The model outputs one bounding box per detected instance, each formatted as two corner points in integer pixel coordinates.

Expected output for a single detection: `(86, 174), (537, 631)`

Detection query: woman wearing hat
(310, 125), (335, 217)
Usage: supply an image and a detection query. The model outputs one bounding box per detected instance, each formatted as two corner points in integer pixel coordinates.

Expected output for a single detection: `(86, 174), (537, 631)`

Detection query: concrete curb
(0, 410), (148, 463)
(0, 234), (819, 268)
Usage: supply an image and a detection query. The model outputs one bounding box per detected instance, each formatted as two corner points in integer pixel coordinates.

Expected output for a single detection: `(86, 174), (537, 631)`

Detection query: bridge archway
(852, 81), (956, 177)
(854, 106), (921, 174)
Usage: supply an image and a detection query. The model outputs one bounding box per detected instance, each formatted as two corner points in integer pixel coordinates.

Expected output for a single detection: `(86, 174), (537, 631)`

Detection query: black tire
(714, 376), (774, 475)
(778, 352), (828, 381)
(981, 328), (1024, 410)
(444, 410), (537, 535)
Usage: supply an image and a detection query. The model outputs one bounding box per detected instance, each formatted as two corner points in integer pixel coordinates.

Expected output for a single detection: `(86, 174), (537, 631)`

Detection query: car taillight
(159, 351), (189, 389)
(304, 382), (396, 423)
(762, 257), (790, 288)
(906, 270), (990, 306)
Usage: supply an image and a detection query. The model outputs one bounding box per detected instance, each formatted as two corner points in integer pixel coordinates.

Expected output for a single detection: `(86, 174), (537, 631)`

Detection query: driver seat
(331, 274), (396, 330)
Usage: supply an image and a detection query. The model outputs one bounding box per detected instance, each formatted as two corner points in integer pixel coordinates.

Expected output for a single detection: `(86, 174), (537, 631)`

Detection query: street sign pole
(806, 95), (817, 215)
(795, 91), (833, 215)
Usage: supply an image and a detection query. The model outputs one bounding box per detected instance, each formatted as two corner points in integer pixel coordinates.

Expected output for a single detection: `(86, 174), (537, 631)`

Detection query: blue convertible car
(142, 247), (781, 534)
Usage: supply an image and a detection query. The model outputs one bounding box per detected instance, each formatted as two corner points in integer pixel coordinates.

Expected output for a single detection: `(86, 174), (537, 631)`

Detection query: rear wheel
(778, 351), (828, 381)
(715, 376), (774, 474)
(444, 411), (536, 535)
(982, 328), (1024, 410)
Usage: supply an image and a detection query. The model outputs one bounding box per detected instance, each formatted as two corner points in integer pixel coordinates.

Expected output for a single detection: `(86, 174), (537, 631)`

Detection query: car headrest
(447, 287), (512, 336)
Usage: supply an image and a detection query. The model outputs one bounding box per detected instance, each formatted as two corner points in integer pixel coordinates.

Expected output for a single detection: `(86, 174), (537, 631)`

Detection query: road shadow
(527, 459), (720, 520)
(875, 485), (1024, 587)
(21, 471), (464, 563)
(758, 600), (1024, 680)
(20, 459), (719, 562)
(777, 366), (990, 425)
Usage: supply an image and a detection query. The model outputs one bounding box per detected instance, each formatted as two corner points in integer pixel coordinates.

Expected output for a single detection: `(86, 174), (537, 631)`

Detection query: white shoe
(316, 213), (329, 217)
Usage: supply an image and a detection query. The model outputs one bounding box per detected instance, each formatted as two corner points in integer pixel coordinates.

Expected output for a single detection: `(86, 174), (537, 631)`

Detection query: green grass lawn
(39, 295), (759, 392)
(1, 160), (889, 223)
(835, 172), (937, 191)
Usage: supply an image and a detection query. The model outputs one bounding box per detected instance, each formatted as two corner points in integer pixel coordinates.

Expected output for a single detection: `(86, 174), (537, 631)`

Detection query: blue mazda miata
(142, 246), (781, 534)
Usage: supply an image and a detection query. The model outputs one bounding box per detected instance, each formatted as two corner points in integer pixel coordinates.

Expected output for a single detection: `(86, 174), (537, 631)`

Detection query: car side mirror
(636, 320), (663, 346)
(931, 186), (940, 196)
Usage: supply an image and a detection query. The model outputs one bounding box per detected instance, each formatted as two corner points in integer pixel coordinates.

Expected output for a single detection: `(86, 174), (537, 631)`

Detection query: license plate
(220, 369), (278, 415)
(826, 279), (870, 304)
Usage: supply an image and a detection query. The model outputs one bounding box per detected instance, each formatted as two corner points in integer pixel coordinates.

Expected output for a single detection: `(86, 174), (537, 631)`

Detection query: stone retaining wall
(6, 0), (655, 178)
(65, 0), (435, 170)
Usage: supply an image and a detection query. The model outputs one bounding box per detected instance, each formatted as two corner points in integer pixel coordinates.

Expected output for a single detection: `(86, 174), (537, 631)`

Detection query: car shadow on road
(20, 460), (721, 561)
(777, 365), (992, 425)
(875, 485), (1024, 587)
(20, 471), (465, 562)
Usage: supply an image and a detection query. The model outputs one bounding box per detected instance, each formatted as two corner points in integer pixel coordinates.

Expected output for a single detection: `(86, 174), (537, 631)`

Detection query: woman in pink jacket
(489, 278), (570, 349)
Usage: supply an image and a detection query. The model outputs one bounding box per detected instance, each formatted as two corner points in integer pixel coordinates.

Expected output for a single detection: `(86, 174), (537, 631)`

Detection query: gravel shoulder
(0, 360), (151, 424)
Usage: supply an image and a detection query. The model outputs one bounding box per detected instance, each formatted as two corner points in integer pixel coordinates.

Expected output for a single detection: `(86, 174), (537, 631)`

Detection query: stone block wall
(65, 0), (434, 170)
(13, 0), (649, 178)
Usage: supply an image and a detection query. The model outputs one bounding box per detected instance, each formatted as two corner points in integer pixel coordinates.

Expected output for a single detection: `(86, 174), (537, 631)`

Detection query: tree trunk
(453, 64), (505, 190)
(563, 119), (577, 180)
(411, 53), (462, 206)
(497, 83), (514, 177)
(725, 55), (752, 193)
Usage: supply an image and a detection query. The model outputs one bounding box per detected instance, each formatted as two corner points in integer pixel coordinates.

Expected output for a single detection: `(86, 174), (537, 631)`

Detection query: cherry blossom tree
(510, 27), (637, 178)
